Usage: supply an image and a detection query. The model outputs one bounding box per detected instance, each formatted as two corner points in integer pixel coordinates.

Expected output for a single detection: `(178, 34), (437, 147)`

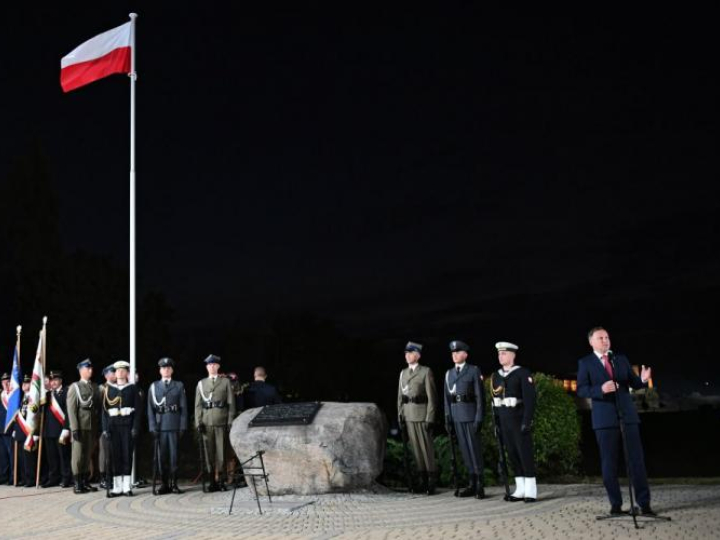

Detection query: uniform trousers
(44, 438), (72, 484)
(71, 430), (94, 476)
(500, 413), (535, 477)
(406, 421), (436, 472)
(453, 421), (484, 476)
(109, 425), (134, 476)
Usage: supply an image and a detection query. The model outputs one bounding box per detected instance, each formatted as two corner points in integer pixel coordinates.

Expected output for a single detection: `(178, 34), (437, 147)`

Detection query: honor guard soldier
(195, 354), (236, 492)
(68, 359), (101, 493)
(491, 342), (537, 502)
(397, 341), (438, 495)
(444, 340), (485, 498)
(97, 365), (116, 489)
(148, 357), (188, 494)
(42, 370), (73, 488)
(1, 373), (13, 485)
(101, 360), (142, 497)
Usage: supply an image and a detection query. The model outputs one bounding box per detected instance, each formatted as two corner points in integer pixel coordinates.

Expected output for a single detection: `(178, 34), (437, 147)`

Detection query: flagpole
(12, 325), (21, 487)
(35, 318), (48, 488)
(129, 12), (138, 486)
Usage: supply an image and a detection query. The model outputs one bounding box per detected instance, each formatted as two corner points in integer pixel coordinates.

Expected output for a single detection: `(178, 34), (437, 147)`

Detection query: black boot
(84, 474), (98, 492)
(157, 473), (171, 495)
(458, 474), (477, 498)
(475, 476), (486, 499)
(426, 472), (437, 496)
(171, 475), (184, 494)
(73, 475), (85, 494)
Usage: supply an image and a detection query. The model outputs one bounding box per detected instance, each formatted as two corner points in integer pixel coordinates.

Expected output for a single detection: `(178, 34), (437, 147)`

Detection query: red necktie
(602, 354), (614, 379)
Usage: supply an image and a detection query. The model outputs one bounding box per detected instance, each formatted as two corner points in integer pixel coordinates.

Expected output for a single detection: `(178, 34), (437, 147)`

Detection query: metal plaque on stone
(248, 402), (323, 427)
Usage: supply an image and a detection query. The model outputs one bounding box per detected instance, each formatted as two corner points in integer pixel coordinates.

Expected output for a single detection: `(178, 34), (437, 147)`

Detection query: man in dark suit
(148, 357), (188, 494)
(443, 340), (485, 499)
(241, 367), (281, 409)
(1, 373), (14, 485)
(577, 326), (654, 516)
(42, 370), (73, 488)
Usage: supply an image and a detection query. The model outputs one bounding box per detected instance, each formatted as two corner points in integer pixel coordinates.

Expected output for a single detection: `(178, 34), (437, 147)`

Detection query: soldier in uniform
(148, 357), (188, 494)
(397, 341), (438, 495)
(490, 342), (537, 502)
(101, 360), (142, 497)
(443, 340), (485, 498)
(42, 370), (73, 488)
(67, 359), (100, 494)
(0, 373), (13, 485)
(195, 354), (236, 492)
(97, 365), (116, 488)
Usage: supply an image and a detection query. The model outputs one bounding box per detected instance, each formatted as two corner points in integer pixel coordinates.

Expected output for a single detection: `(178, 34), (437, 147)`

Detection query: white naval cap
(495, 341), (519, 352)
(113, 360), (131, 370)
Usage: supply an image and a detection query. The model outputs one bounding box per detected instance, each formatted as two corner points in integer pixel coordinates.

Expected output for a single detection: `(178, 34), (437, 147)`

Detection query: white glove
(60, 429), (70, 443)
(33, 435), (39, 442)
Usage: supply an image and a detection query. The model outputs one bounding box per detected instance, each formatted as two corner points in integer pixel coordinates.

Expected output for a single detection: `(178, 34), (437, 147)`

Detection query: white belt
(493, 397), (521, 407)
(108, 407), (135, 417)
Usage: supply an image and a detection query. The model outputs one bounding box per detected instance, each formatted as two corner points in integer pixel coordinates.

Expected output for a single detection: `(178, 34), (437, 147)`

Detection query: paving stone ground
(0, 482), (718, 539)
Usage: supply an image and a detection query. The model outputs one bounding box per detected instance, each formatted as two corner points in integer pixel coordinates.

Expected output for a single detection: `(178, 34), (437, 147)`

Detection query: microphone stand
(596, 352), (671, 528)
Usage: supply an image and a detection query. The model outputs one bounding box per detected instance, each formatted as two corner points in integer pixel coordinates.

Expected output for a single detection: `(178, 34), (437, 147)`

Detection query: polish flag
(61, 21), (132, 93)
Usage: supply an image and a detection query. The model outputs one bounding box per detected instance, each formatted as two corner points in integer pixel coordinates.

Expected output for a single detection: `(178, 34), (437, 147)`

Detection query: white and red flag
(23, 335), (47, 451)
(60, 21), (132, 92)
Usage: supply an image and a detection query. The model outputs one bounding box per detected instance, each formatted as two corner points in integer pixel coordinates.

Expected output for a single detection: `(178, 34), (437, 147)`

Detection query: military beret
(405, 341), (423, 353)
(495, 341), (519, 352)
(102, 365), (116, 375)
(22, 374), (31, 383)
(449, 340), (470, 352)
(204, 354), (221, 364)
(49, 370), (63, 379)
(113, 360), (130, 370)
(158, 357), (175, 368)
(76, 358), (93, 370)
(0, 372), (10, 381)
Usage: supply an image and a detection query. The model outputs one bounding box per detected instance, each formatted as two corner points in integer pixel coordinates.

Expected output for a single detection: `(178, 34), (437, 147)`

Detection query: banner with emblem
(3, 328), (22, 434)
(23, 329), (47, 451)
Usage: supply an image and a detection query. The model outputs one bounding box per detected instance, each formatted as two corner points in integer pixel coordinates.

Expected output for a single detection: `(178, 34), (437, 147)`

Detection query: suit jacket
(194, 376), (236, 428)
(147, 379), (188, 432)
(0, 390), (9, 429)
(44, 387), (70, 437)
(443, 363), (483, 423)
(577, 352), (647, 429)
(67, 380), (100, 432)
(397, 364), (437, 423)
(241, 381), (282, 410)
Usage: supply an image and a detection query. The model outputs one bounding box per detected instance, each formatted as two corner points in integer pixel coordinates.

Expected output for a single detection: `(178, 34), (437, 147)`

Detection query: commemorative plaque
(248, 401), (323, 427)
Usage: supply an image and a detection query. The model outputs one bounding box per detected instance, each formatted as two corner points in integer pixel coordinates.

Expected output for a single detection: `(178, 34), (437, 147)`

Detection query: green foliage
(380, 373), (580, 488)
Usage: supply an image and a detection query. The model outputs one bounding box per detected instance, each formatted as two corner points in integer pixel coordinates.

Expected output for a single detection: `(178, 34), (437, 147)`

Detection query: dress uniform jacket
(101, 383), (142, 476)
(195, 377), (235, 428)
(443, 364), (483, 423)
(67, 381), (100, 432)
(397, 365), (437, 423)
(148, 380), (188, 432)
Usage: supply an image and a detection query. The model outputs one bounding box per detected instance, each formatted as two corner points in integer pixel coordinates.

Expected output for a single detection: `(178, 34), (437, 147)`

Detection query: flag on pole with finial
(3, 327), (22, 434)
(23, 319), (47, 450)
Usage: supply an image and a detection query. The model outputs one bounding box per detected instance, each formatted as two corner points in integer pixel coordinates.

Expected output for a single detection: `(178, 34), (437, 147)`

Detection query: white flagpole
(129, 12), (138, 384)
(129, 12), (138, 486)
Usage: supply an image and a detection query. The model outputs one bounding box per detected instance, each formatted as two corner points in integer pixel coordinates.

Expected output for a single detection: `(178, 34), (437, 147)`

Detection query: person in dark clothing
(42, 370), (73, 488)
(241, 367), (281, 409)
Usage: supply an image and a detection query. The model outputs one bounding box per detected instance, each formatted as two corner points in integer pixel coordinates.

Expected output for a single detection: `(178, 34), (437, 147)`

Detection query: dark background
(1, 5), (717, 418)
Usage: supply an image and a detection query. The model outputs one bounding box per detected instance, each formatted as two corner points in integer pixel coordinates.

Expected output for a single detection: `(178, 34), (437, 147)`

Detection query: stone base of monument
(230, 402), (387, 495)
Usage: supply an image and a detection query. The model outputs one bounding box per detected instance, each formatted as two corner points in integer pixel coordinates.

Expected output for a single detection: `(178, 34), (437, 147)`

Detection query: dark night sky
(1, 5), (718, 393)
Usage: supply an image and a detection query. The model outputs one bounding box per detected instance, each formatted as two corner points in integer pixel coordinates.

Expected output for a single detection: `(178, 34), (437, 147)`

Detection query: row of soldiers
(397, 339), (537, 501)
(0, 355), (281, 496)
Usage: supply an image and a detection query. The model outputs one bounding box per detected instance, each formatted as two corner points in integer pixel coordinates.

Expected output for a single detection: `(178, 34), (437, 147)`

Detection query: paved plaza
(0, 482), (718, 539)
